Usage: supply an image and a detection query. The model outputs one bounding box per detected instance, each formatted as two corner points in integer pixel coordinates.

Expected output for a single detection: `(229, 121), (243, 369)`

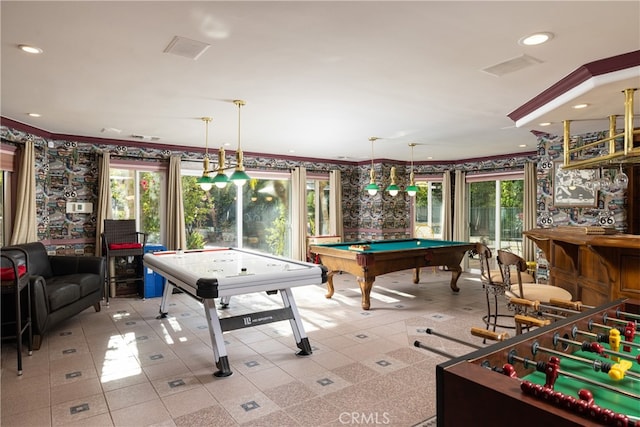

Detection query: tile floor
(1, 267), (501, 426)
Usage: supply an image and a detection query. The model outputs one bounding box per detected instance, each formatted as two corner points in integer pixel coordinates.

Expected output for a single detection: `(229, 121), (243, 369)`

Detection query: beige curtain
(329, 170), (343, 239)
(10, 140), (37, 244)
(523, 161), (537, 262)
(166, 156), (187, 251)
(291, 166), (307, 261)
(453, 169), (467, 242)
(441, 170), (452, 241)
(95, 152), (112, 256)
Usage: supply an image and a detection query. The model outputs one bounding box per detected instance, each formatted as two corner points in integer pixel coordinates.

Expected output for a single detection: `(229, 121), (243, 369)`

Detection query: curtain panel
(10, 140), (37, 244)
(291, 166), (307, 261)
(329, 170), (343, 239)
(166, 156), (187, 251)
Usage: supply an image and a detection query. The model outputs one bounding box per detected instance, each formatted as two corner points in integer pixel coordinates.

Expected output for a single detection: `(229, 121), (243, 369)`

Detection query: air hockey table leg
(202, 298), (232, 377)
(280, 288), (312, 356)
(156, 280), (174, 319)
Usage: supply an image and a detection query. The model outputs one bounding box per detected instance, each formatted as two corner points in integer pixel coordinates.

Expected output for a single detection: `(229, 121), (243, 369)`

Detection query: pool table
(309, 238), (475, 310)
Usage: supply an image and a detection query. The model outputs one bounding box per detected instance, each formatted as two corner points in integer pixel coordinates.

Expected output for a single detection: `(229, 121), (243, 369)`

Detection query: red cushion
(109, 242), (142, 250)
(0, 265), (27, 280)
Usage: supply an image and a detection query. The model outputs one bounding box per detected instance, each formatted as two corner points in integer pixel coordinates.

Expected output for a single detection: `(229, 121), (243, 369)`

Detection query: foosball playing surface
(436, 299), (640, 427)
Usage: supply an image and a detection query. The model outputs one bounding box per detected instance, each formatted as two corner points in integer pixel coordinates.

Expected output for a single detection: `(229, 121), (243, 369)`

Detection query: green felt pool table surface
(323, 238), (473, 253)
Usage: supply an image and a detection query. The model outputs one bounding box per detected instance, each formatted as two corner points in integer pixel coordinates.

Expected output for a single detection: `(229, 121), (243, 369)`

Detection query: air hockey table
(143, 247), (328, 377)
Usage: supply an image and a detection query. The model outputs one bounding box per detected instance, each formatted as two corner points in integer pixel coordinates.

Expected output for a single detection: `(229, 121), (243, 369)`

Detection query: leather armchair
(1, 242), (105, 349)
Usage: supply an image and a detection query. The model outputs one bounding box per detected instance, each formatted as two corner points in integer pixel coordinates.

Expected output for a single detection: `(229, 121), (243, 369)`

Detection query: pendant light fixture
(229, 99), (251, 186)
(365, 137), (380, 196)
(406, 143), (418, 197)
(196, 117), (214, 191)
(212, 147), (229, 188)
(385, 166), (399, 196)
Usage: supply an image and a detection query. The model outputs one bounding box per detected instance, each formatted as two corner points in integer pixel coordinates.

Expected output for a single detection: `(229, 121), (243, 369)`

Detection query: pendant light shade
(365, 137), (380, 196)
(229, 99), (250, 186)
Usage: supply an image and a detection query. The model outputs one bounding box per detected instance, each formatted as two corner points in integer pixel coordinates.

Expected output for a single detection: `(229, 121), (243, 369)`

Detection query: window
(0, 144), (16, 246)
(413, 177), (443, 239)
(306, 175), (331, 236)
(109, 163), (165, 244)
(243, 177), (290, 255)
(181, 174), (236, 249)
(467, 172), (524, 256)
(181, 164), (293, 257)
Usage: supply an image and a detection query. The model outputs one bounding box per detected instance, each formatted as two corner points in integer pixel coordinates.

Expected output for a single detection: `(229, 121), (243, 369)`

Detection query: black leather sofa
(1, 242), (105, 349)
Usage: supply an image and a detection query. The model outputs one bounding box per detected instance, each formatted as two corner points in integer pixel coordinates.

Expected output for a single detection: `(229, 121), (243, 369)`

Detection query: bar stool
(1, 247), (33, 375)
(497, 250), (573, 334)
(475, 243), (536, 334)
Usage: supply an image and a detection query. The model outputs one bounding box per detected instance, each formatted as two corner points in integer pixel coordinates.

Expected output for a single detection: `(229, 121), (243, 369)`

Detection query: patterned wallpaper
(2, 123), (626, 256)
(535, 131), (627, 232)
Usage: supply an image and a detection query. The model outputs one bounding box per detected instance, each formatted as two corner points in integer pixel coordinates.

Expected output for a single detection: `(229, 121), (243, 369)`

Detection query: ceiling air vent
(163, 36), (210, 60)
(481, 54), (543, 77)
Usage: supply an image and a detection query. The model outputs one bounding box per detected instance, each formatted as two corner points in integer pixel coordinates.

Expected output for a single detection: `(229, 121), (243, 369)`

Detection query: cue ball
(416, 241), (420, 245)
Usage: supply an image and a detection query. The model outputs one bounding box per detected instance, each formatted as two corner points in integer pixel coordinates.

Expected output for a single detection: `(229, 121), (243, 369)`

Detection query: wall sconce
(365, 137), (380, 196)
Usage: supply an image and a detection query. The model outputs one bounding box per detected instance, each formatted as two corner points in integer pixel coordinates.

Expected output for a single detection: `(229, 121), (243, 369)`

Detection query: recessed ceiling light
(427, 156), (433, 160)
(28, 112), (41, 117)
(288, 149), (295, 153)
(518, 32), (554, 46)
(572, 103), (589, 109)
(539, 122), (551, 126)
(18, 44), (43, 54)
(519, 144), (527, 148)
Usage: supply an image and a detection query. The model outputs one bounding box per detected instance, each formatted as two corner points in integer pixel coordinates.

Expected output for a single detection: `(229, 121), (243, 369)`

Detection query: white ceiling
(2, 1), (639, 163)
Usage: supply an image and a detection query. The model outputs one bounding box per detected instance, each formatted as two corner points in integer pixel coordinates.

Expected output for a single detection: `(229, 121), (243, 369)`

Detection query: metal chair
(497, 249), (572, 334)
(102, 219), (146, 304)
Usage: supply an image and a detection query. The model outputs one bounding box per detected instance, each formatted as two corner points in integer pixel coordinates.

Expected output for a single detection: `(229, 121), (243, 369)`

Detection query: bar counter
(523, 228), (640, 306)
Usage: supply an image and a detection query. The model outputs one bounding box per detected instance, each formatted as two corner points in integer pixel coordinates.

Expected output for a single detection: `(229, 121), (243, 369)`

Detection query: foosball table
(436, 298), (640, 427)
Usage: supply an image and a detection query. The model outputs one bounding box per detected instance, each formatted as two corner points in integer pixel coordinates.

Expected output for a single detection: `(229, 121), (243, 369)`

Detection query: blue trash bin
(143, 244), (167, 298)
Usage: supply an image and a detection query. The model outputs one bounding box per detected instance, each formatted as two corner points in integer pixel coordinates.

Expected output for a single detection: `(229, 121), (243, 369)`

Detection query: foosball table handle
(515, 314), (551, 328)
(509, 297), (541, 309)
(549, 298), (585, 311)
(471, 327), (510, 342)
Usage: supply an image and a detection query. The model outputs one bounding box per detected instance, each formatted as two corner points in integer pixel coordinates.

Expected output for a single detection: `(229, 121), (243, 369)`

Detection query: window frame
(109, 159), (167, 245)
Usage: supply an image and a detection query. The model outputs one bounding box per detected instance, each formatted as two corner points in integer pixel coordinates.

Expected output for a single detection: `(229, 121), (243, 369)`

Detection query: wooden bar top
(523, 228), (640, 249)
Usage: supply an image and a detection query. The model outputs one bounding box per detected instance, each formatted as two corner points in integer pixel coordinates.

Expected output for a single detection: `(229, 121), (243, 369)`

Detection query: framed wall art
(552, 161), (598, 207)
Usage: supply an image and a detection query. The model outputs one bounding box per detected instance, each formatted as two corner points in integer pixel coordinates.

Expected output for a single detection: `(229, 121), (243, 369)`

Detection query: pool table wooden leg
(449, 267), (462, 292)
(325, 271), (336, 299)
(413, 268), (420, 284)
(358, 278), (373, 310)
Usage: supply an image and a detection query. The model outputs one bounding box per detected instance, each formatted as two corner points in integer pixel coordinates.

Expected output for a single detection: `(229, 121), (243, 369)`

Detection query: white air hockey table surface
(143, 247), (328, 377)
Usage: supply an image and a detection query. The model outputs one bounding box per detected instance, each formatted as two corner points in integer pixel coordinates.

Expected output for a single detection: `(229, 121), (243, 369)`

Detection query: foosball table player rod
(529, 340), (640, 381)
